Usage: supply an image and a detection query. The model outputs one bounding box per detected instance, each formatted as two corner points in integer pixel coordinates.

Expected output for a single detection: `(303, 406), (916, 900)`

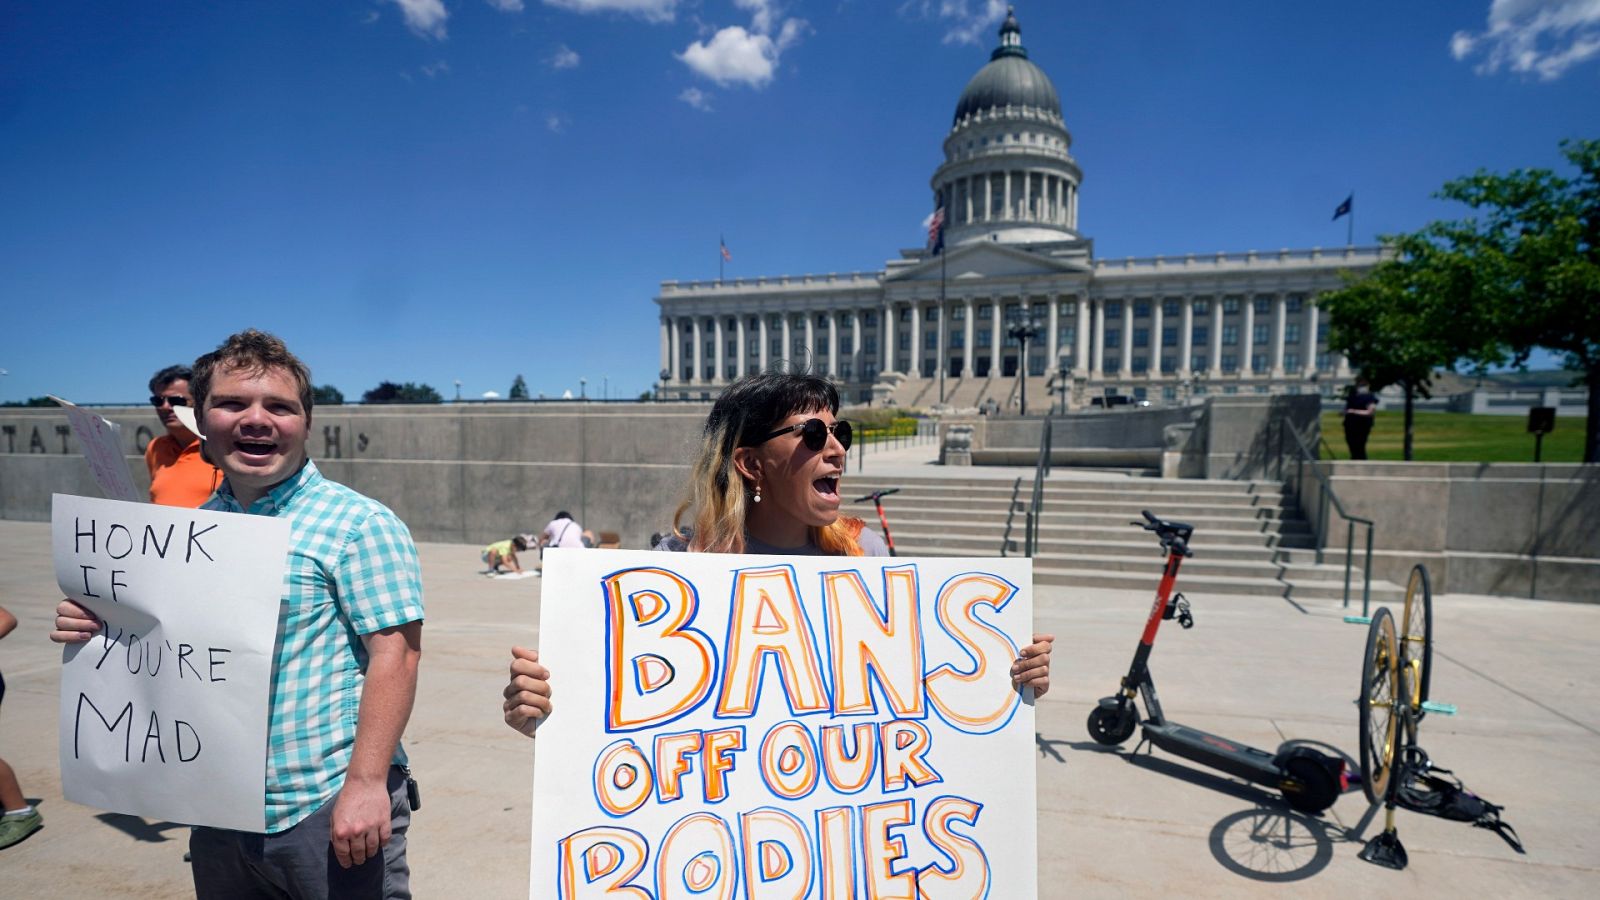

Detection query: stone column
(1303, 299), (1319, 376)
(1209, 301), (1223, 378)
(1069, 186), (1078, 229)
(714, 315), (726, 384)
(882, 301), (895, 373)
(691, 317), (704, 385)
(1178, 296), (1194, 377)
(1047, 294), (1060, 364)
(659, 317), (670, 379)
(984, 175), (993, 223)
(1091, 299), (1105, 377)
(1271, 293), (1287, 378)
(1241, 298), (1256, 379)
(1149, 299), (1164, 378)
(852, 310), (863, 381)
(1120, 301), (1134, 377)
(827, 311), (839, 377)
(963, 298), (976, 376)
(668, 317), (681, 382)
(909, 303), (922, 377)
(803, 313), (815, 370)
(1075, 296), (1090, 369)
(934, 302), (947, 380)
(990, 298), (1004, 376)
(1003, 171), (1012, 220)
(736, 315), (747, 378)
(781, 315), (792, 368)
(758, 314), (769, 372)
(1022, 171), (1031, 221)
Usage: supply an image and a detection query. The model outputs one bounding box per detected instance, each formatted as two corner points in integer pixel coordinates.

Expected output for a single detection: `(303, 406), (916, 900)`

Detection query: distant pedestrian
(1343, 378), (1379, 460)
(144, 364), (223, 506)
(0, 604), (43, 851)
(482, 536), (529, 574)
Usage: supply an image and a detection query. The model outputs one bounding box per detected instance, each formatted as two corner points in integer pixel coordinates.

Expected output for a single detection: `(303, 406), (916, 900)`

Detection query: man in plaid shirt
(53, 330), (425, 899)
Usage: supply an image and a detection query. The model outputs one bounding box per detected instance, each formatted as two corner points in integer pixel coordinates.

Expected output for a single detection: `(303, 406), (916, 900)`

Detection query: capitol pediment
(884, 241), (1089, 284)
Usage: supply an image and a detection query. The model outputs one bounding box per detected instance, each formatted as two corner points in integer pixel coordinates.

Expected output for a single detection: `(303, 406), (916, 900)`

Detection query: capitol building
(654, 8), (1380, 409)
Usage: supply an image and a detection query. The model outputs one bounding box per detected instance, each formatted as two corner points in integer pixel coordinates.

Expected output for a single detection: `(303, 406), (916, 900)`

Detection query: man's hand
(1012, 632), (1055, 698)
(330, 776), (393, 869)
(51, 599), (102, 643)
(503, 646), (552, 739)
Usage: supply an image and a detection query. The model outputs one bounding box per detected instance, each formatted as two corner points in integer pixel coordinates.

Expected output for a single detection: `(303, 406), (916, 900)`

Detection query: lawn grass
(1319, 410), (1589, 462)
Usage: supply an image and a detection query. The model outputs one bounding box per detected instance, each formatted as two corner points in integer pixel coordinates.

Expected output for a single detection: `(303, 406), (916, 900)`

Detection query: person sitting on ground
(0, 603), (43, 851)
(501, 369), (1055, 737)
(482, 536), (529, 574)
(537, 511), (590, 552)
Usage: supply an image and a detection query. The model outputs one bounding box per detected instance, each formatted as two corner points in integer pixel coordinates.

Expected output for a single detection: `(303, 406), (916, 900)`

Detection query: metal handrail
(1277, 418), (1375, 613)
(1023, 415), (1054, 557)
(1000, 477), (1024, 557)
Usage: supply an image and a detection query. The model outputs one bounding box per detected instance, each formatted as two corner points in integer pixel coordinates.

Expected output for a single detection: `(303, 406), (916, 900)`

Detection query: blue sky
(2, 0), (1595, 403)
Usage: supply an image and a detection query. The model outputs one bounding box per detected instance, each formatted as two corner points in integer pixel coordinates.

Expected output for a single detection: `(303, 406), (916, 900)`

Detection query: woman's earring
(752, 484), (762, 503)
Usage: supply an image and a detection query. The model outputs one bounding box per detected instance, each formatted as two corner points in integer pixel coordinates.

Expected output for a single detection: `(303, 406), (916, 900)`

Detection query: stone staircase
(845, 474), (1403, 604)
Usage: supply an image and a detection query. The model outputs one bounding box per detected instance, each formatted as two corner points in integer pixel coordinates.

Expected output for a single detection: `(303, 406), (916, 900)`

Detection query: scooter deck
(1142, 721), (1284, 786)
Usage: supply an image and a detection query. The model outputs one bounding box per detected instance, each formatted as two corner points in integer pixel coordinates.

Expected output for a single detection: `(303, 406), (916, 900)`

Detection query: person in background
(144, 364), (222, 506)
(537, 511), (591, 551)
(0, 604), (43, 851)
(1343, 377), (1379, 460)
(502, 370), (1055, 738)
(482, 536), (529, 575)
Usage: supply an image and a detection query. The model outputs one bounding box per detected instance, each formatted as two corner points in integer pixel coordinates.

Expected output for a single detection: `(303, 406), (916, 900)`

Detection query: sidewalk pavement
(0, 518), (1594, 897)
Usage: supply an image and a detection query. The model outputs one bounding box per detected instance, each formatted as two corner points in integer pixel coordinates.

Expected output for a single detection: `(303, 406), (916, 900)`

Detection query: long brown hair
(673, 371), (864, 555)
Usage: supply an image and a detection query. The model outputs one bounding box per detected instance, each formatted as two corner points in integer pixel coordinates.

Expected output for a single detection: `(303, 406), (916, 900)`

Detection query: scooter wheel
(1281, 754), (1341, 815)
(1087, 705), (1137, 746)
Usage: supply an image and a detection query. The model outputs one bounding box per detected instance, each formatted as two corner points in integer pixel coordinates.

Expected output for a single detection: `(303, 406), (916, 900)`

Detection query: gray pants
(190, 766), (412, 900)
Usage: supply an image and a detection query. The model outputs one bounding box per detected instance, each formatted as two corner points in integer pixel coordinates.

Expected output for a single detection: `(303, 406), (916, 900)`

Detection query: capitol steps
(845, 475), (1402, 603)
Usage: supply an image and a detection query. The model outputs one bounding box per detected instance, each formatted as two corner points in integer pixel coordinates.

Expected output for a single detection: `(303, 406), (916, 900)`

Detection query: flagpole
(1347, 193), (1354, 247)
(719, 235), (724, 283)
(938, 243), (947, 404)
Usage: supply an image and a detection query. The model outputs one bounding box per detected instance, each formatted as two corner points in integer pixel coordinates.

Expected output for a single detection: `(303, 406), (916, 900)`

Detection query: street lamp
(1007, 322), (1042, 415)
(603, 375), (609, 402)
(1055, 357), (1072, 414)
(579, 377), (587, 400)
(453, 379), (462, 402)
(658, 368), (670, 402)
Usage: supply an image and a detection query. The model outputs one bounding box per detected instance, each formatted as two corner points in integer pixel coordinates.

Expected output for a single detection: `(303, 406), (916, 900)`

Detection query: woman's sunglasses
(753, 418), (852, 452)
(149, 394), (189, 408)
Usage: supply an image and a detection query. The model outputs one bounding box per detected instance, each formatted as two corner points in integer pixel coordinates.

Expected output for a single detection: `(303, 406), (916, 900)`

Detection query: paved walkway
(0, 518), (1594, 897)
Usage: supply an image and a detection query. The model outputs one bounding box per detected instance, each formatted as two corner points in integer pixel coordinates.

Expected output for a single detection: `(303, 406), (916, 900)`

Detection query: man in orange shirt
(144, 364), (221, 506)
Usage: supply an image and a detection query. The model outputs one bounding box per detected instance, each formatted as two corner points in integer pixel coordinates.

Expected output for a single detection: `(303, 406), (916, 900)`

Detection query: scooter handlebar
(854, 488), (901, 503)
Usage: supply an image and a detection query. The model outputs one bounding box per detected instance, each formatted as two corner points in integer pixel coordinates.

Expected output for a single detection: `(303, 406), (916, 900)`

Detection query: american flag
(720, 238), (732, 262)
(926, 206), (946, 253)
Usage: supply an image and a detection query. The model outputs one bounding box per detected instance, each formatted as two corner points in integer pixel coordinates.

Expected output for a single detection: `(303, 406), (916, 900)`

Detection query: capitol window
(1254, 296), (1271, 314)
(1105, 327), (1121, 347)
(1223, 297), (1240, 314)
(1285, 323), (1301, 344)
(1222, 325), (1237, 346)
(1134, 301), (1150, 318)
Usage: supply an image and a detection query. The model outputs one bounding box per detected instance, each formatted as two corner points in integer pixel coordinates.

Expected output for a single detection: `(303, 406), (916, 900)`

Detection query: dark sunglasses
(149, 394), (189, 408)
(753, 418), (852, 452)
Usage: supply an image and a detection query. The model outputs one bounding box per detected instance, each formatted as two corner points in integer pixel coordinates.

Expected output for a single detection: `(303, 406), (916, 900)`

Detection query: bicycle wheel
(1399, 564), (1433, 719)
(1358, 607), (1398, 804)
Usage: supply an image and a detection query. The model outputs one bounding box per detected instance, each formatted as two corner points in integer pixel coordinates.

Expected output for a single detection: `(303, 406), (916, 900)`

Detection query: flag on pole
(1332, 194), (1353, 221)
(720, 237), (732, 262)
(926, 206), (946, 254)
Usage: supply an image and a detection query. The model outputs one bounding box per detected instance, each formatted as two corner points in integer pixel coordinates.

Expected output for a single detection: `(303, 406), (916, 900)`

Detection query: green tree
(509, 374), (530, 400)
(1417, 138), (1600, 462)
(312, 384), (344, 406)
(361, 381), (443, 404)
(0, 396), (56, 407)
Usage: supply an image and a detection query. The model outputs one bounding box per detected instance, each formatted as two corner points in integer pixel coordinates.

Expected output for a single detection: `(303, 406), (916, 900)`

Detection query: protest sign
(49, 396), (144, 503)
(530, 549), (1038, 898)
(53, 493), (288, 832)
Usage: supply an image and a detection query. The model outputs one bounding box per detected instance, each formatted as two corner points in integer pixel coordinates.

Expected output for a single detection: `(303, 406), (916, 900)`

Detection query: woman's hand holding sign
(1013, 633), (1055, 698)
(504, 646), (552, 738)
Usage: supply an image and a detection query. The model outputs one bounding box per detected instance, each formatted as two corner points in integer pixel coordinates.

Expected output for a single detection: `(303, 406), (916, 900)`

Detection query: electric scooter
(853, 488), (900, 556)
(1087, 511), (1346, 814)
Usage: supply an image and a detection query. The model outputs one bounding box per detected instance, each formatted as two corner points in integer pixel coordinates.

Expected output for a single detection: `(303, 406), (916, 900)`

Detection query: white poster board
(49, 396), (143, 504)
(530, 549), (1038, 898)
(53, 493), (288, 832)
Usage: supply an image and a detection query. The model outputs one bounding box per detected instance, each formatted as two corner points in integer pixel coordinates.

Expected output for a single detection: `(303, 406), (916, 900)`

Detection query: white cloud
(542, 0), (679, 23)
(1450, 0), (1600, 80)
(679, 86), (714, 111)
(420, 59), (451, 78)
(486, 0), (525, 11)
(546, 112), (568, 133)
(676, 3), (809, 88)
(900, 0), (1007, 47)
(389, 0), (448, 40)
(548, 44), (581, 68)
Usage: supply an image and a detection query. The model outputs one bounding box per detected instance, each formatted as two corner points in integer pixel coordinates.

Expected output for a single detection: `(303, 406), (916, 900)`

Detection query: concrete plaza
(0, 515), (1595, 897)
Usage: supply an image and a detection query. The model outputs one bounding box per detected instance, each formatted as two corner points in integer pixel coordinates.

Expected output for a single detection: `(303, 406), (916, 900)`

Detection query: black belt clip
(400, 765), (421, 812)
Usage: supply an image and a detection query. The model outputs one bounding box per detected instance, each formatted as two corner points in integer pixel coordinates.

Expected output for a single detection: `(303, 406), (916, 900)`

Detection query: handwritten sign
(49, 396), (144, 503)
(52, 493), (288, 832)
(530, 549), (1038, 898)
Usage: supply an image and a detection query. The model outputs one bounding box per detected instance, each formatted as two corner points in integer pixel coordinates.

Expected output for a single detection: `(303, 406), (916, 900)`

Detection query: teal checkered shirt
(206, 459), (425, 833)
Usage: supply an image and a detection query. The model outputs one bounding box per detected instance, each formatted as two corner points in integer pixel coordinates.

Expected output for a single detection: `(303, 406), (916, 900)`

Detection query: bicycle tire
(1358, 607), (1398, 805)
(1399, 564), (1433, 722)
